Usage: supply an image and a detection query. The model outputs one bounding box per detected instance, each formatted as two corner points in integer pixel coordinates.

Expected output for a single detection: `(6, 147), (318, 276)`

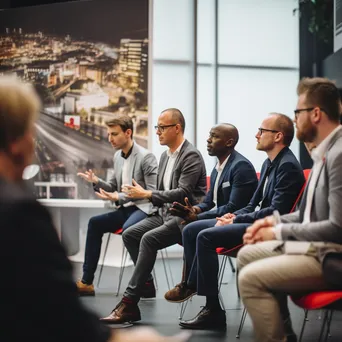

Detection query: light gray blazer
(278, 127), (342, 261)
(94, 142), (158, 214)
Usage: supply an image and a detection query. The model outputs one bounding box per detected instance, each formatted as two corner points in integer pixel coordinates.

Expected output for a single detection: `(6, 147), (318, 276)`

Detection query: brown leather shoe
(164, 282), (197, 303)
(100, 301), (141, 324)
(76, 280), (95, 296)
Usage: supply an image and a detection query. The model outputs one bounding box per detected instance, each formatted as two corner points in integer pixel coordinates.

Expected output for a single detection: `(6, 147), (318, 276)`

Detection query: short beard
(296, 123), (317, 143)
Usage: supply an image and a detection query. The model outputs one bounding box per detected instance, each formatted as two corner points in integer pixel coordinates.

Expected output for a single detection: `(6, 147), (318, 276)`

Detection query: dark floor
(73, 258), (342, 342)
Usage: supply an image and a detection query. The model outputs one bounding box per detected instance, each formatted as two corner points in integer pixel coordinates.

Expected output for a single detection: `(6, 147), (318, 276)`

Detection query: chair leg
(116, 247), (128, 296)
(236, 270), (240, 299)
(298, 309), (309, 342)
(164, 248), (174, 286)
(228, 256), (236, 273)
(323, 310), (334, 342)
(236, 307), (248, 338)
(179, 299), (189, 320)
(152, 268), (158, 290)
(97, 233), (111, 288)
(160, 249), (171, 290)
(218, 292), (226, 311)
(318, 310), (329, 342)
(218, 256), (228, 291)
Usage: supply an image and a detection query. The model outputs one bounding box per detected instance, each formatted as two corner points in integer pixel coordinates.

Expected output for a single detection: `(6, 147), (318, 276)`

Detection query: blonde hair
(0, 76), (40, 150)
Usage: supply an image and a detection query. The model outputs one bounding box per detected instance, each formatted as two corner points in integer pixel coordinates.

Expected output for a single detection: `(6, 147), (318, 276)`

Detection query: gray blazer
(278, 127), (342, 262)
(151, 139), (207, 207)
(94, 142), (158, 214)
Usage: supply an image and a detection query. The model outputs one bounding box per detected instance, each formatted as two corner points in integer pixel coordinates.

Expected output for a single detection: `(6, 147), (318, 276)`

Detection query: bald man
(100, 108), (207, 324)
(166, 113), (305, 331)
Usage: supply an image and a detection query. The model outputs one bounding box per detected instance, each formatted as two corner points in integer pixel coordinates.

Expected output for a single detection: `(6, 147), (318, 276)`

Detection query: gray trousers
(237, 241), (332, 342)
(121, 214), (183, 301)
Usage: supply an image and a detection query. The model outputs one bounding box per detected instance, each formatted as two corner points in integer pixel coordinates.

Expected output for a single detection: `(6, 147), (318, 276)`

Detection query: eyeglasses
(293, 107), (314, 119)
(257, 128), (280, 136)
(154, 124), (177, 132)
(294, 107), (325, 119)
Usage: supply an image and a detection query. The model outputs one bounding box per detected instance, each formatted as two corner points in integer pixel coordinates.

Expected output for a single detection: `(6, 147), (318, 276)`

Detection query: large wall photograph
(0, 0), (149, 199)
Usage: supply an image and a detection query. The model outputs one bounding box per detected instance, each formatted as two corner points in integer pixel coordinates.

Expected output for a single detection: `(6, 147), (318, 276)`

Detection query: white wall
(150, 0), (299, 171)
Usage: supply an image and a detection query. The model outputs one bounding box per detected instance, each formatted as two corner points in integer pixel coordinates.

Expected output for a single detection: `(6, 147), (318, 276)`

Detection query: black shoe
(179, 306), (226, 330)
(141, 280), (156, 298)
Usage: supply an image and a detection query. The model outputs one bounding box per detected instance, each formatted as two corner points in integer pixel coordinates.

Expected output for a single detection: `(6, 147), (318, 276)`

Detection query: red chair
(291, 291), (342, 342)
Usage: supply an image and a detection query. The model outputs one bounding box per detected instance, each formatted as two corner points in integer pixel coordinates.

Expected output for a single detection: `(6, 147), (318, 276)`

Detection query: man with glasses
(167, 113), (305, 331)
(100, 108), (207, 324)
(237, 77), (342, 342)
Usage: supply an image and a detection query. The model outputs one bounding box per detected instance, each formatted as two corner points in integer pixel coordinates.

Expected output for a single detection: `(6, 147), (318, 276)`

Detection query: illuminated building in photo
(118, 38), (148, 93)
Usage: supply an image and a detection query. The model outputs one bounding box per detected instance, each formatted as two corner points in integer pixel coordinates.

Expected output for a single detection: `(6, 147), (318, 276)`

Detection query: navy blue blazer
(233, 147), (305, 224)
(196, 150), (258, 220)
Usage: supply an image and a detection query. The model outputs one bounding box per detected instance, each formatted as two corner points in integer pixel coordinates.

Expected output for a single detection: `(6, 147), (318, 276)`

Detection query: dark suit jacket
(151, 139), (207, 206)
(196, 150), (258, 220)
(0, 178), (110, 342)
(233, 147), (305, 224)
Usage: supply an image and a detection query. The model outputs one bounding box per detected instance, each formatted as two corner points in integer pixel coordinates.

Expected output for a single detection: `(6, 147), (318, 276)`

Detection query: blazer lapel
(168, 140), (188, 189)
(127, 144), (138, 185)
(115, 155), (124, 190)
(158, 153), (168, 190)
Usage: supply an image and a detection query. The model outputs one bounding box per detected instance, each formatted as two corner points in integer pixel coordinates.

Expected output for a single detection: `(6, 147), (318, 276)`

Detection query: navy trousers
(182, 219), (249, 296)
(82, 206), (147, 284)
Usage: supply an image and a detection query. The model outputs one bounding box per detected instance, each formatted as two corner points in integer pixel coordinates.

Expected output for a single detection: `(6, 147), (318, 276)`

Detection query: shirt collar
(311, 125), (342, 163)
(215, 154), (230, 172)
(167, 139), (185, 158)
(121, 143), (134, 159)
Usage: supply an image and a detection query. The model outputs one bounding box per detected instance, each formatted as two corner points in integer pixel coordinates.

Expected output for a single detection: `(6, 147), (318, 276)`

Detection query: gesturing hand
(169, 197), (200, 224)
(77, 169), (98, 184)
(122, 179), (152, 199)
(95, 188), (119, 201)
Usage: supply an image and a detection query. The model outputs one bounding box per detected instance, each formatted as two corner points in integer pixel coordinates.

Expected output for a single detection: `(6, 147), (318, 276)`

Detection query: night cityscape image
(0, 0), (149, 199)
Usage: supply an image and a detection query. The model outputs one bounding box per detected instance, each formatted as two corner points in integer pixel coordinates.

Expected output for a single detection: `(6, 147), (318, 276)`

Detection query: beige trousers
(237, 241), (330, 342)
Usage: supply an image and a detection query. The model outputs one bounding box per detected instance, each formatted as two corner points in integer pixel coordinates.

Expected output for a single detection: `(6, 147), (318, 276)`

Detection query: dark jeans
(182, 219), (249, 296)
(82, 206), (147, 284)
(122, 215), (183, 301)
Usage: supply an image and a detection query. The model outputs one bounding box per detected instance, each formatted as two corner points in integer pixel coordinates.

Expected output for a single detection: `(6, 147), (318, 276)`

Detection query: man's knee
(87, 216), (101, 235)
(196, 228), (213, 249)
(236, 244), (258, 271)
(183, 221), (202, 242)
(238, 263), (256, 296)
(122, 227), (136, 245)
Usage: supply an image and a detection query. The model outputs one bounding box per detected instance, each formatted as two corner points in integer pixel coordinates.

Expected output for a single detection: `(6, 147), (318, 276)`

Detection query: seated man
(0, 77), (184, 342)
(100, 108), (207, 324)
(238, 77), (342, 342)
(174, 123), (258, 222)
(166, 113), (305, 330)
(76, 115), (158, 296)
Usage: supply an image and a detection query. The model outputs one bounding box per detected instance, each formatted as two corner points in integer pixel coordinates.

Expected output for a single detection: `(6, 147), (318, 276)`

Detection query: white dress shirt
(121, 152), (135, 208)
(163, 139), (185, 191)
(212, 155), (230, 209)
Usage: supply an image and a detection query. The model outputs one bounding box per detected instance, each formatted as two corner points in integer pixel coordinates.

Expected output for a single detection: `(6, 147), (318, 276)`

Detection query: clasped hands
(242, 215), (276, 245)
